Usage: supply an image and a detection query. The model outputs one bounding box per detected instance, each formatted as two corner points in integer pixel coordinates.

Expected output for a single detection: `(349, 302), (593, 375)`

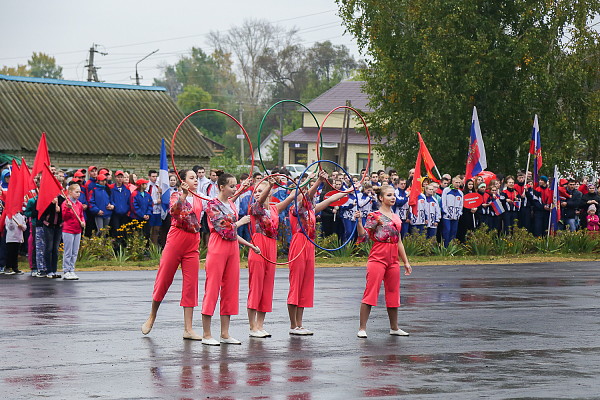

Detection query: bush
(560, 230), (599, 254)
(431, 239), (464, 256)
(78, 228), (114, 261)
(465, 225), (495, 256)
(402, 232), (433, 256)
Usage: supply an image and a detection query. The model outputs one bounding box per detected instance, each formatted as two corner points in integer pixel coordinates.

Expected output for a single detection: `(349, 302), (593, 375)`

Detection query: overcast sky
(0, 0), (360, 86)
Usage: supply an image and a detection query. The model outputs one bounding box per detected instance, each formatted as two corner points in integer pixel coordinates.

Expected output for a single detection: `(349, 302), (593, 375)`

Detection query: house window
(356, 153), (371, 174)
(294, 150), (307, 165)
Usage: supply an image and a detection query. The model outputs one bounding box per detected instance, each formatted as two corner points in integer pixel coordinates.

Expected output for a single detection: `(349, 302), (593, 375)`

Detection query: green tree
(337, 0), (600, 176)
(28, 52), (63, 79)
(177, 86), (227, 139)
(0, 64), (28, 76)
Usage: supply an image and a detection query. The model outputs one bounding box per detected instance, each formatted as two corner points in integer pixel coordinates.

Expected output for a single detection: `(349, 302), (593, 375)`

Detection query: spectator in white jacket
(425, 184), (441, 239)
(441, 176), (464, 247)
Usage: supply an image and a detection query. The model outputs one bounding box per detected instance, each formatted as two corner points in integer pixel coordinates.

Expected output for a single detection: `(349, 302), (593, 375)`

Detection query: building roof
(282, 127), (385, 145)
(301, 81), (373, 113)
(0, 75), (215, 158)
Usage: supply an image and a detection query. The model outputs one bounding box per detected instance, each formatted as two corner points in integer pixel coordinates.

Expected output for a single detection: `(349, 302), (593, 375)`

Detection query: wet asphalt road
(1, 261), (600, 399)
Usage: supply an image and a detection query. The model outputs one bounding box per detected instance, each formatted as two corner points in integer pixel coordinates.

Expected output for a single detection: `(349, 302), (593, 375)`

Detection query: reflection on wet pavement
(1, 262), (600, 398)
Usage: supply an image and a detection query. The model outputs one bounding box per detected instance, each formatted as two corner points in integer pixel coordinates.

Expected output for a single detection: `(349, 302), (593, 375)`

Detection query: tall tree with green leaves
(337, 0), (600, 176)
(28, 52), (63, 79)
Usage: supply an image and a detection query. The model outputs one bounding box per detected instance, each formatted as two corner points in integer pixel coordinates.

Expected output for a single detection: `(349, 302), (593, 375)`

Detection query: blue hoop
(293, 160), (360, 251)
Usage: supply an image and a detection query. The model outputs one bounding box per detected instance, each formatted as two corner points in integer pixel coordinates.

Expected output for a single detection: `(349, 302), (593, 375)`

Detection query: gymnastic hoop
(246, 173), (308, 265)
(316, 106), (371, 194)
(257, 100), (323, 190)
(293, 160), (360, 251)
(171, 109), (254, 200)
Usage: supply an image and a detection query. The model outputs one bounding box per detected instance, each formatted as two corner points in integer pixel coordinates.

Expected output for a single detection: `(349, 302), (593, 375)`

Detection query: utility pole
(343, 100), (351, 170)
(132, 49), (159, 85)
(238, 101), (244, 162)
(279, 103), (284, 167)
(85, 44), (107, 82)
(338, 100), (351, 170)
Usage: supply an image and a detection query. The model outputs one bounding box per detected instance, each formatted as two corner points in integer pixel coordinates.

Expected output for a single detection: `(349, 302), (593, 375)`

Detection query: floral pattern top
(290, 195), (316, 240)
(250, 201), (278, 239)
(358, 211), (401, 244)
(169, 191), (201, 234)
(206, 198), (238, 241)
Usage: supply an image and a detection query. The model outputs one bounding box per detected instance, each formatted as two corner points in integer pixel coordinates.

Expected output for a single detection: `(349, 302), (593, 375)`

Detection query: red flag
(21, 158), (36, 199)
(408, 142), (423, 216)
(31, 132), (51, 178)
(6, 159), (24, 219)
(418, 132), (439, 183)
(0, 159), (24, 233)
(36, 164), (63, 215)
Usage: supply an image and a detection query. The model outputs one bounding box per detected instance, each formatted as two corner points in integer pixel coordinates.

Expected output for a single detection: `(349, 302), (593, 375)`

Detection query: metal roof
(301, 81), (373, 113)
(282, 127), (386, 145)
(0, 75), (215, 157)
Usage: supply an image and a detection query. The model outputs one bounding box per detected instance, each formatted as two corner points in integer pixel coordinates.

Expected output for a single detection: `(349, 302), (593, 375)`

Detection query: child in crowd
(89, 173), (114, 235)
(587, 205), (599, 233)
(425, 184), (441, 239)
(4, 212), (26, 275)
(441, 175), (464, 247)
(62, 182), (86, 280)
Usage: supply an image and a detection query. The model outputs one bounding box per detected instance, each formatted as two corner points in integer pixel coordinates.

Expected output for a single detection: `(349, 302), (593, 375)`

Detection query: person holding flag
(532, 176), (552, 237)
(465, 106), (487, 182)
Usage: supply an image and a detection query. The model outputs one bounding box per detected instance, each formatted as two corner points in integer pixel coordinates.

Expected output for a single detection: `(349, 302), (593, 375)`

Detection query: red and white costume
(152, 192), (203, 307)
(248, 201), (279, 312)
(202, 197), (240, 316)
(287, 196), (316, 308)
(359, 211), (403, 307)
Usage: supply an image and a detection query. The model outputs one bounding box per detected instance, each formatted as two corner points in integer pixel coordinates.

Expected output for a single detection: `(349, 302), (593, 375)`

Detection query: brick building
(0, 75), (215, 175)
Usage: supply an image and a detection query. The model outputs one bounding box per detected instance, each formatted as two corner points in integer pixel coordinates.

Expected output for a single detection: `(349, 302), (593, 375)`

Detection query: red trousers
(287, 233), (315, 308)
(201, 233), (240, 316)
(362, 241), (400, 307)
(152, 228), (200, 307)
(247, 233), (276, 312)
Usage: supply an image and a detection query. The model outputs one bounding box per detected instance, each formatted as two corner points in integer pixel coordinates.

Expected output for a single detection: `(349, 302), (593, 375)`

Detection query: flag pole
(434, 166), (443, 182)
(524, 153), (531, 187)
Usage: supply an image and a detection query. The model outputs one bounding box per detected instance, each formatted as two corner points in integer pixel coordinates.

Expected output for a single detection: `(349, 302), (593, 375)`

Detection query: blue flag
(159, 138), (171, 219)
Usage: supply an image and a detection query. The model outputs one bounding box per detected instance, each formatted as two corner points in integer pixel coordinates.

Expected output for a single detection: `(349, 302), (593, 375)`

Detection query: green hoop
(257, 100), (324, 190)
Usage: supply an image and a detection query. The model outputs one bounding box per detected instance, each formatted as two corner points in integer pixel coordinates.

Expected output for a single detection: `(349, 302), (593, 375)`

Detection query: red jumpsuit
(287, 197), (316, 308)
(202, 198), (240, 316)
(152, 192), (202, 307)
(248, 202), (279, 312)
(359, 211), (403, 308)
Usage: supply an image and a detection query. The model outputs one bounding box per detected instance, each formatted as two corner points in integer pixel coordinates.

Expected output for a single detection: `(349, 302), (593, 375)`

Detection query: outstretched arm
(315, 191), (347, 213)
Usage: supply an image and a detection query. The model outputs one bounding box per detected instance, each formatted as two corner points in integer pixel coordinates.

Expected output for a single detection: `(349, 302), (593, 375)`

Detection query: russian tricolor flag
(465, 106), (487, 181)
(159, 138), (171, 220)
(491, 199), (505, 215)
(529, 115), (542, 188)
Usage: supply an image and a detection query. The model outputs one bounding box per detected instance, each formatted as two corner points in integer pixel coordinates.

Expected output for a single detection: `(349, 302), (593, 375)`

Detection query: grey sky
(0, 0), (360, 85)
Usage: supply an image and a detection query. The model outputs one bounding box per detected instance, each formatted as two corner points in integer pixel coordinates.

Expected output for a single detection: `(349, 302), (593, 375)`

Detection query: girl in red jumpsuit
(287, 171), (347, 336)
(356, 185), (412, 338)
(202, 173), (260, 346)
(247, 177), (297, 338)
(141, 169), (204, 340)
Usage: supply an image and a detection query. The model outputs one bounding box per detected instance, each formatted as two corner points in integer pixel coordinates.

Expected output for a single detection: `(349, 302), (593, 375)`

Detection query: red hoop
(247, 173), (308, 266)
(316, 106), (371, 193)
(171, 109), (254, 200)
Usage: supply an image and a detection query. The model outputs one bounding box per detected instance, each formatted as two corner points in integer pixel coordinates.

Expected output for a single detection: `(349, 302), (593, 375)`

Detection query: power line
(0, 9), (338, 62)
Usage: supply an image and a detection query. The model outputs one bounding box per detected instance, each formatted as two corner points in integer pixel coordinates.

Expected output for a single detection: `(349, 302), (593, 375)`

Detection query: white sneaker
(201, 337), (220, 346)
(298, 327), (313, 335)
(260, 330), (271, 337)
(63, 272), (71, 280)
(390, 328), (409, 336)
(220, 336), (241, 345)
(249, 330), (267, 338)
(357, 330), (367, 338)
(64, 272), (79, 280)
(71, 273), (79, 280)
(289, 327), (311, 336)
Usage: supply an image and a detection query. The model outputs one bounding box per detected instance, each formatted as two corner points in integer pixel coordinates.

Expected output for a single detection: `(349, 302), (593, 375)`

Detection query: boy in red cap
(83, 166), (98, 237)
(89, 173), (114, 235)
(110, 170), (131, 243)
(130, 178), (153, 238)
